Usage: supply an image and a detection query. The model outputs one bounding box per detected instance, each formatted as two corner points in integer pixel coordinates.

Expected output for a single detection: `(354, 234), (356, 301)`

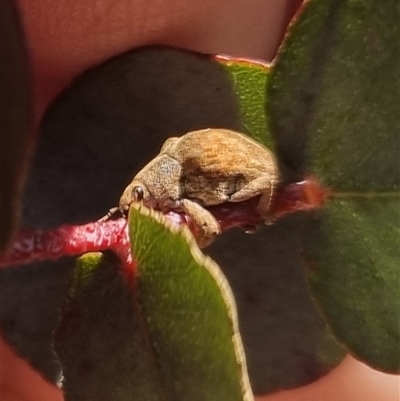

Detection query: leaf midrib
(333, 192), (400, 198)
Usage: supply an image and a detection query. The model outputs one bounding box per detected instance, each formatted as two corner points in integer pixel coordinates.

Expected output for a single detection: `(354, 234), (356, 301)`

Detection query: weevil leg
(229, 176), (274, 221)
(257, 190), (274, 223)
(179, 198), (221, 246)
(98, 207), (121, 222)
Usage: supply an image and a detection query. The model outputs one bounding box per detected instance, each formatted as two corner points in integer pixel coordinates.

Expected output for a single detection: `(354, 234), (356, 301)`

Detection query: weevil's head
(119, 179), (158, 215)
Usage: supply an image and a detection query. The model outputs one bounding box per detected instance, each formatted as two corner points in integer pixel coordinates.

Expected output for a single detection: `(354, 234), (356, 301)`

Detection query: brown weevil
(117, 128), (279, 246)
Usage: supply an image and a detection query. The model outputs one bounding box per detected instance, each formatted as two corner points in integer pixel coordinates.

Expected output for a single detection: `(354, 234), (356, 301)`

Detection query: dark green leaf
(55, 253), (171, 401)
(306, 198), (400, 372)
(268, 0), (400, 372)
(219, 55), (345, 393)
(207, 216), (345, 394)
(0, 47), (243, 385)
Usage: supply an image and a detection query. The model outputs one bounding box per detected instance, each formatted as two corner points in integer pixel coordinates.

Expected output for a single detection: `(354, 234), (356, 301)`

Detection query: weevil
(117, 128), (279, 246)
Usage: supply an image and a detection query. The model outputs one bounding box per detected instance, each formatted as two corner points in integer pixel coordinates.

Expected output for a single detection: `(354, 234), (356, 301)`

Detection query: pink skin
(17, 0), (296, 126)
(2, 1), (397, 400)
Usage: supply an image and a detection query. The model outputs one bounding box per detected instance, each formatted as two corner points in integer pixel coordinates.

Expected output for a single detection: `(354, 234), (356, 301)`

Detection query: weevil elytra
(118, 128), (279, 246)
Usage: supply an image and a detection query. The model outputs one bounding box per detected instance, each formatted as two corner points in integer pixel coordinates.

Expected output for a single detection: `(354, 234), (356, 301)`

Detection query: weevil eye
(133, 186), (144, 201)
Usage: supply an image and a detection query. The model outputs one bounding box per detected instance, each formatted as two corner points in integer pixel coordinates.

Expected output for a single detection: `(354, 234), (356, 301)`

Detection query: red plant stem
(0, 219), (132, 269)
(271, 177), (331, 219)
(0, 178), (330, 270)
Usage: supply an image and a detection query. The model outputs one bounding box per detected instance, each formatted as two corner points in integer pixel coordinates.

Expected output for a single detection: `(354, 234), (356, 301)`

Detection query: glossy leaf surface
(55, 206), (253, 401)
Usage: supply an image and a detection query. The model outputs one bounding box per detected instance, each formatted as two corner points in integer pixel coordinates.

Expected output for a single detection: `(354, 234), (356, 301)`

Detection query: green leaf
(55, 253), (171, 401)
(0, 47), (245, 386)
(268, 0), (400, 372)
(219, 55), (346, 393)
(129, 205), (253, 401)
(218, 57), (273, 148)
(55, 205), (254, 401)
(306, 198), (400, 372)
